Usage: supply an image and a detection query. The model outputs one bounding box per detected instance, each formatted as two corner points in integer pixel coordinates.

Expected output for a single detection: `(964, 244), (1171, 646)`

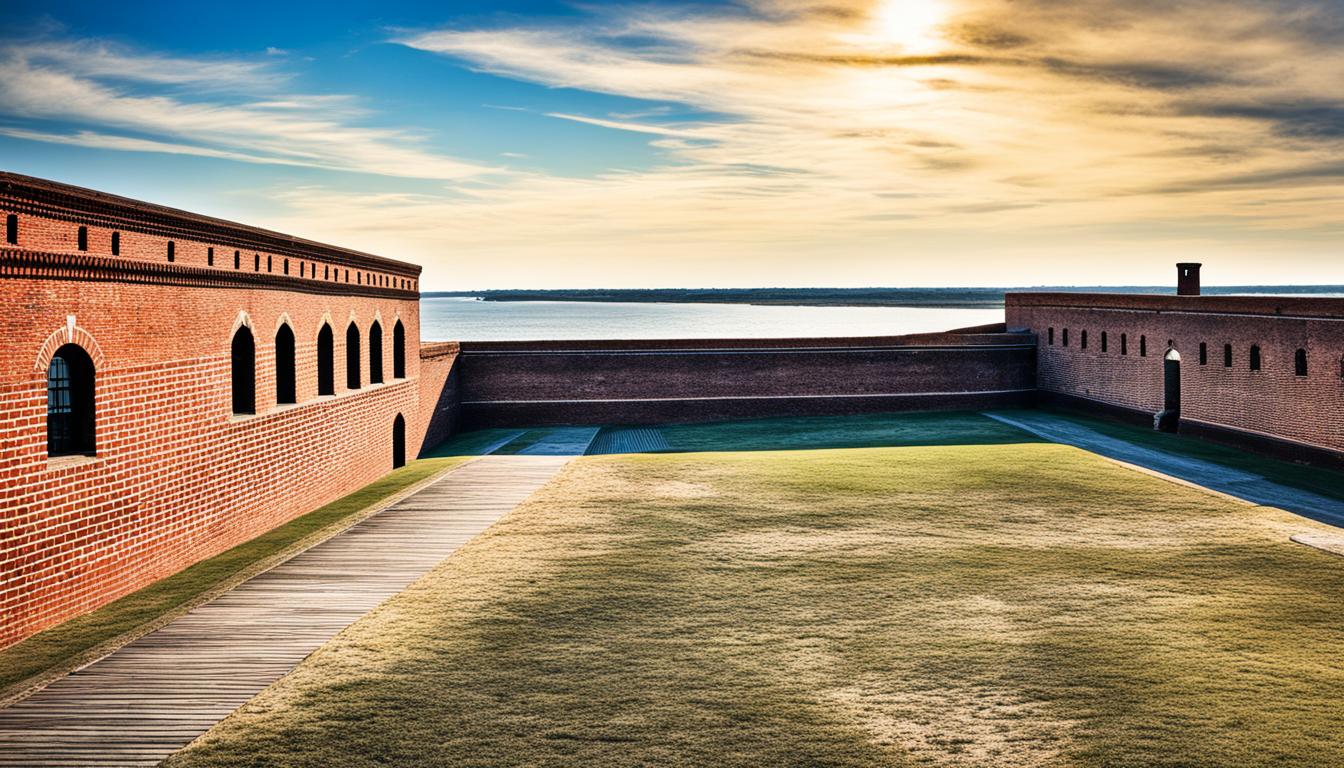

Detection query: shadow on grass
(427, 411), (1046, 460)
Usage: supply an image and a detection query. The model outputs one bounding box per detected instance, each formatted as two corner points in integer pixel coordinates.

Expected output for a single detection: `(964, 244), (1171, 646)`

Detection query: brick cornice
(0, 248), (419, 299)
(0, 172), (420, 277)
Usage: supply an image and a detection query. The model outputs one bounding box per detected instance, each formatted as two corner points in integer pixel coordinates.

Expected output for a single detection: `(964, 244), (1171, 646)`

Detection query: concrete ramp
(586, 427), (671, 455)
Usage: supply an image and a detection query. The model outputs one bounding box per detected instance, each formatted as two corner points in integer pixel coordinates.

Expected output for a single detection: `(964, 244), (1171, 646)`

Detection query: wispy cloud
(375, 0), (1344, 285)
(0, 39), (497, 180)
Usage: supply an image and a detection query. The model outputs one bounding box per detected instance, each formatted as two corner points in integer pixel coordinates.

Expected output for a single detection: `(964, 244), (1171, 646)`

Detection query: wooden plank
(0, 447), (585, 767)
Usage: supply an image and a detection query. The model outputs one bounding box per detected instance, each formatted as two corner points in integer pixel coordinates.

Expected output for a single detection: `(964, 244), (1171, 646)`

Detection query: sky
(1, 0), (1342, 290)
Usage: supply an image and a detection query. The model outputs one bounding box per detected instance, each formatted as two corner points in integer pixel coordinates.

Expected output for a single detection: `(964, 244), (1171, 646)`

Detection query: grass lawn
(167, 441), (1344, 768)
(0, 455), (471, 699)
(653, 410), (1040, 452)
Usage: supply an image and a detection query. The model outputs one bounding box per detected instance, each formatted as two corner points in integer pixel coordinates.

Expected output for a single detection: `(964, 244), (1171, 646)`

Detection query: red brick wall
(417, 343), (461, 453)
(1007, 293), (1344, 458)
(0, 176), (430, 650)
(456, 333), (1037, 427)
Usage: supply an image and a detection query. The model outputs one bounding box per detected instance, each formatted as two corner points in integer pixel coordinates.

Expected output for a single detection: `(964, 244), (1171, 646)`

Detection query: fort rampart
(0, 174), (427, 648)
(455, 329), (1037, 427)
(1007, 292), (1344, 467)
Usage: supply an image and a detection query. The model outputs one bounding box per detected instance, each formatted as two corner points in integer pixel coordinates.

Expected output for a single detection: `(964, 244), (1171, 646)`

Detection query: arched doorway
(1159, 347), (1181, 432)
(392, 413), (406, 469)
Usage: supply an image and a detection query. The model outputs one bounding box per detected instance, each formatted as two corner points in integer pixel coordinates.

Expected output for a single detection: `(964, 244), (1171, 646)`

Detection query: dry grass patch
(168, 444), (1344, 768)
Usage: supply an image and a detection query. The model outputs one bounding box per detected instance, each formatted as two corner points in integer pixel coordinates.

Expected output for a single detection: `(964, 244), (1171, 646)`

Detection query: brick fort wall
(0, 174), (426, 649)
(456, 330), (1037, 427)
(1007, 292), (1344, 466)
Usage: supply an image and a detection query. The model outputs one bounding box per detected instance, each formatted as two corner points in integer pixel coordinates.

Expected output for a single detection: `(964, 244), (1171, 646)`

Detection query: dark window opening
(47, 344), (96, 456)
(231, 326), (256, 415)
(275, 324), (296, 405)
(1250, 345), (1262, 371)
(4, 214), (15, 244)
(254, 253), (260, 271)
(346, 323), (362, 389)
(1121, 333), (1128, 355)
(369, 320), (384, 384)
(283, 258), (289, 275)
(392, 413), (406, 469)
(1062, 328), (1069, 347)
(345, 269), (349, 283)
(111, 232), (120, 256)
(234, 250), (241, 269)
(77, 226), (88, 251)
(267, 255), (272, 272)
(207, 246), (214, 266)
(1081, 331), (1088, 350)
(1047, 327), (1054, 345)
(300, 262), (305, 278)
(167, 241), (175, 262)
(1140, 335), (1147, 357)
(1296, 348), (1308, 377)
(324, 265), (329, 280)
(317, 324), (335, 396)
(1223, 344), (1232, 367)
(1101, 332), (1108, 352)
(1199, 342), (1207, 365)
(393, 320), (406, 379)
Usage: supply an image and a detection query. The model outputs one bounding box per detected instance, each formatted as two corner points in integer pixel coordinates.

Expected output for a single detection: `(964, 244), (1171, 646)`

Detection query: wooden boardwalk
(0, 454), (578, 767)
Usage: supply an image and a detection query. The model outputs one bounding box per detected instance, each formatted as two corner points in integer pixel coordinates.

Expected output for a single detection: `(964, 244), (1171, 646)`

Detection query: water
(421, 297), (1003, 341)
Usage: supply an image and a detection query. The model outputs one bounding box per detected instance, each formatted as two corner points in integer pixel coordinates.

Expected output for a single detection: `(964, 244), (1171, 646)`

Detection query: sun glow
(871, 0), (947, 52)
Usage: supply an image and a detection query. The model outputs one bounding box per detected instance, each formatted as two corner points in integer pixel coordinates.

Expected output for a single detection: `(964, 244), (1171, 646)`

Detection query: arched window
(1223, 344), (1232, 367)
(317, 324), (335, 396)
(254, 253), (260, 271)
(283, 258), (289, 275)
(111, 232), (120, 256)
(77, 226), (88, 251)
(47, 344), (95, 456)
(231, 326), (255, 415)
(1199, 342), (1207, 365)
(1249, 345), (1261, 371)
(1140, 335), (1147, 357)
(5, 213), (16, 244)
(275, 324), (296, 404)
(346, 323), (362, 390)
(369, 320), (384, 384)
(393, 320), (406, 378)
(1081, 330), (1088, 350)
(1101, 332), (1108, 353)
(392, 413), (406, 469)
(1120, 333), (1128, 355)
(1296, 348), (1308, 377)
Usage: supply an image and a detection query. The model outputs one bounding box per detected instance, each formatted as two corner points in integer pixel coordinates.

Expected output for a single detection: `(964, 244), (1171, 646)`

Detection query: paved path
(516, 426), (601, 456)
(986, 411), (1344, 526)
(0, 450), (585, 767)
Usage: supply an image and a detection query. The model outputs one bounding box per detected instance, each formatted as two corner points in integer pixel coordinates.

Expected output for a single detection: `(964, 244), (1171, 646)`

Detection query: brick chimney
(1177, 263), (1201, 296)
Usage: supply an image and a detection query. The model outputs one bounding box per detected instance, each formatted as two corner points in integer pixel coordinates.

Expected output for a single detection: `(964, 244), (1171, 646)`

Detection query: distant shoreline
(422, 286), (1344, 309)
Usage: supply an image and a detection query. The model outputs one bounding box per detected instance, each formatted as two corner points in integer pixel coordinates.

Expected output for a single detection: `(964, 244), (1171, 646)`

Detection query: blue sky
(2, 0), (1342, 289)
